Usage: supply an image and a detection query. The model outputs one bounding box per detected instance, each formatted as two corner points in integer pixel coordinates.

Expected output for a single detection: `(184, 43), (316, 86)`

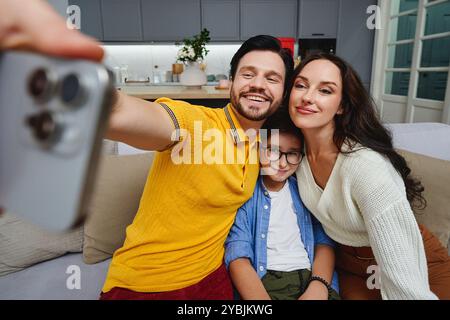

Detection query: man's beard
(230, 88), (281, 121)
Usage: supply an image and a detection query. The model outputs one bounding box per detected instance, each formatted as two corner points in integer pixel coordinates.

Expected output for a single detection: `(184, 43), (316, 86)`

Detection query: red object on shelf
(277, 37), (295, 57)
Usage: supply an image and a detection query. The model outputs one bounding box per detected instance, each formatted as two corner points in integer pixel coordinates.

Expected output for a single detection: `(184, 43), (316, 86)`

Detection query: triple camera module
(25, 68), (85, 143)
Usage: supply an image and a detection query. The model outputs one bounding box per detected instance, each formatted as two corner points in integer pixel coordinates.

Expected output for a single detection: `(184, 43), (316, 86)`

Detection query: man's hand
(0, 0), (103, 61)
(298, 281), (329, 300)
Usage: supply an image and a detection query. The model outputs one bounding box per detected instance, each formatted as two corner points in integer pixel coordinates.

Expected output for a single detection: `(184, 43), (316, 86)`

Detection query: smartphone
(0, 51), (114, 231)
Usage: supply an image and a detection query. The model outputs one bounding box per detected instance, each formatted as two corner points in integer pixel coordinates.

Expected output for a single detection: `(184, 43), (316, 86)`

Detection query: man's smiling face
(230, 50), (286, 121)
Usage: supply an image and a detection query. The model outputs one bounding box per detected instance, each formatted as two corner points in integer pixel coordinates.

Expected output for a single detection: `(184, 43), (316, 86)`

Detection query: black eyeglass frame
(262, 146), (304, 165)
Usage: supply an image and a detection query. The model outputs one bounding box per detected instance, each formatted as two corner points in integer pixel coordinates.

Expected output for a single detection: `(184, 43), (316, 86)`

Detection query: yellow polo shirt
(102, 98), (260, 293)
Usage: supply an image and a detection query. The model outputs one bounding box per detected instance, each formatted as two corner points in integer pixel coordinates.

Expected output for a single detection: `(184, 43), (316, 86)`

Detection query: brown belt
(338, 244), (375, 261)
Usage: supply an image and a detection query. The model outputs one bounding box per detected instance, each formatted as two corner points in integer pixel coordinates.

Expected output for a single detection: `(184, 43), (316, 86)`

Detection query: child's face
(261, 132), (303, 183)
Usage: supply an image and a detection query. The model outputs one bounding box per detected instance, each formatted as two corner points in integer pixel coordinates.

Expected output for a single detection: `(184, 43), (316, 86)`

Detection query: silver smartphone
(0, 51), (114, 231)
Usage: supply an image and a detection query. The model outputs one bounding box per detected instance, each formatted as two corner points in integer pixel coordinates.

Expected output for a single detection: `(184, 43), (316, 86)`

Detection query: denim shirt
(225, 175), (339, 292)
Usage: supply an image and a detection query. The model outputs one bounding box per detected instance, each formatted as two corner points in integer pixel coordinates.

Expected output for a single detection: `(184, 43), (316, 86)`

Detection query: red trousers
(100, 264), (233, 300)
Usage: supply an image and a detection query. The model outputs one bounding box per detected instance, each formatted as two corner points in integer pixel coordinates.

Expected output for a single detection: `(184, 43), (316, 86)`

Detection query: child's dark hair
(262, 107), (304, 143)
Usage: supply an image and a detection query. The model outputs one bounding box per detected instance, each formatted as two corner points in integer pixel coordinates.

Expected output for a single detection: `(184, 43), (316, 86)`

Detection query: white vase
(180, 61), (207, 88)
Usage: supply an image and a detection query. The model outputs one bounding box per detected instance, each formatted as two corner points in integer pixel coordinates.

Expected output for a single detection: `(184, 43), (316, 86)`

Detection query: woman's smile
(295, 106), (318, 115)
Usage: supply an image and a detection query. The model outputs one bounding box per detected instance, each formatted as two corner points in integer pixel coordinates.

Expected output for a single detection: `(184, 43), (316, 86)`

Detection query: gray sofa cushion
(0, 253), (110, 300)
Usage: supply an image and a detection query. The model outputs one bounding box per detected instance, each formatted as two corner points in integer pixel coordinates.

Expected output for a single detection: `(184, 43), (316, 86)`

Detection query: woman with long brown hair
(288, 52), (450, 299)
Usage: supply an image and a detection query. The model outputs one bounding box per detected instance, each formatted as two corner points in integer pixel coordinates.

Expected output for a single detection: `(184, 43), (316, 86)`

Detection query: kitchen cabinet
(298, 0), (339, 38)
(66, 0), (377, 80)
(101, 0), (143, 41)
(68, 0), (103, 40)
(201, 0), (240, 41)
(48, 0), (69, 18)
(142, 0), (201, 41)
(336, 0), (376, 88)
(240, 0), (298, 40)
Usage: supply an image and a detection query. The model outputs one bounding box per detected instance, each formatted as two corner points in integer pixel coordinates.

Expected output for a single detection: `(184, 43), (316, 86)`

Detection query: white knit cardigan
(296, 145), (438, 300)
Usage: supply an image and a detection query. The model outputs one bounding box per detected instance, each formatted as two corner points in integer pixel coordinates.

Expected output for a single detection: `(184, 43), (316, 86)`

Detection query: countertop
(117, 85), (230, 100)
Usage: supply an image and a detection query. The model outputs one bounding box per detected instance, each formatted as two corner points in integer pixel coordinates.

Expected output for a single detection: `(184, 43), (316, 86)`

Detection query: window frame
(373, 0), (450, 123)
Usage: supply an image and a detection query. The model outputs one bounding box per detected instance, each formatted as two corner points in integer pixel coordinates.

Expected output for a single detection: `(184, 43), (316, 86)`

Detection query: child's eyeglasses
(263, 147), (303, 165)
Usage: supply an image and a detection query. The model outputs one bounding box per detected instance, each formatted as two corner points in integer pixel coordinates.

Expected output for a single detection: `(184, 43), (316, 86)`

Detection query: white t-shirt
(266, 182), (311, 272)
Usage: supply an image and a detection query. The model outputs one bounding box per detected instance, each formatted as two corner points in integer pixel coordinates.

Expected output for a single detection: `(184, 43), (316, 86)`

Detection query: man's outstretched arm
(106, 91), (176, 151)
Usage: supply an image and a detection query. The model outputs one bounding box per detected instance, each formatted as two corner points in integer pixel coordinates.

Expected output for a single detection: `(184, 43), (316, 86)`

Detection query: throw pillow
(398, 149), (450, 249)
(0, 139), (118, 276)
(0, 212), (83, 276)
(82, 152), (154, 264)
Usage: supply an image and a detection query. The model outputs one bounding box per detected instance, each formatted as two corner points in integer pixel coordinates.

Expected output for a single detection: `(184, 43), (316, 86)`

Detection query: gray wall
(47, 0), (68, 17)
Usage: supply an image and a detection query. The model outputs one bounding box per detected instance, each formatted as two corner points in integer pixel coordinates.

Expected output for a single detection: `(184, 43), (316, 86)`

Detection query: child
(225, 111), (339, 300)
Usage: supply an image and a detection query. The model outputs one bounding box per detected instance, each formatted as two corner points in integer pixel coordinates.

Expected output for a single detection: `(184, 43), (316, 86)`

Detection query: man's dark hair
(229, 35), (294, 96)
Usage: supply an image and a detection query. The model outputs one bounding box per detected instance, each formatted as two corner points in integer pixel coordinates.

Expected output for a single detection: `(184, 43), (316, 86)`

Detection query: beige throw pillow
(82, 152), (154, 264)
(398, 149), (450, 248)
(0, 212), (83, 276)
(0, 140), (119, 276)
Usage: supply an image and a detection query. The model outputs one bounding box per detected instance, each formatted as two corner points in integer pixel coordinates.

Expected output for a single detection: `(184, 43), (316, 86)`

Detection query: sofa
(0, 122), (449, 300)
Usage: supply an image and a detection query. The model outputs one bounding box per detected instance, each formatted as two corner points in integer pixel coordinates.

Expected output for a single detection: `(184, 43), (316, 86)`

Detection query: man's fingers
(32, 28), (104, 62)
(0, 25), (104, 62)
(24, 0), (105, 62)
(1, 0), (104, 62)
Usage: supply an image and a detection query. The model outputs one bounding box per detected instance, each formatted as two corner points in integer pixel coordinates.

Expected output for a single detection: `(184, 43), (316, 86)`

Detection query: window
(417, 0), (450, 101)
(417, 72), (448, 100)
(387, 43), (414, 68)
(386, 71), (411, 95)
(390, 0), (419, 15)
(385, 0), (419, 96)
(424, 1), (450, 35)
(379, 0), (450, 123)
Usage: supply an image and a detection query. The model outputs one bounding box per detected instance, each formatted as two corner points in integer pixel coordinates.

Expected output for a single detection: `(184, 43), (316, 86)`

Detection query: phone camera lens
(61, 73), (83, 105)
(28, 68), (53, 102)
(25, 111), (57, 142)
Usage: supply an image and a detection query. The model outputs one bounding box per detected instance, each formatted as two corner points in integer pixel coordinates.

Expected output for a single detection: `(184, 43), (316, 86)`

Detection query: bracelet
(309, 275), (332, 293)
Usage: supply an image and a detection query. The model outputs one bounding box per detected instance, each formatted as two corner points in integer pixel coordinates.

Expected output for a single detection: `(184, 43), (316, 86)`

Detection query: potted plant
(176, 29), (210, 87)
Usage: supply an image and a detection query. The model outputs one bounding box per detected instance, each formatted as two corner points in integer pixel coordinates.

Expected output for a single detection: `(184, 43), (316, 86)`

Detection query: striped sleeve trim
(159, 102), (181, 142)
(157, 102), (183, 151)
(224, 106), (240, 144)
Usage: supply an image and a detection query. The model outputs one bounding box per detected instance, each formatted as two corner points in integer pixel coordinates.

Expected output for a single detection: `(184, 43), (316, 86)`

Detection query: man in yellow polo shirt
(100, 35), (294, 299)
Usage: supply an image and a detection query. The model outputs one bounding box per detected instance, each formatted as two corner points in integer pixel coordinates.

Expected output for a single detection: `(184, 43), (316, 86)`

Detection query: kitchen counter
(117, 85), (230, 100)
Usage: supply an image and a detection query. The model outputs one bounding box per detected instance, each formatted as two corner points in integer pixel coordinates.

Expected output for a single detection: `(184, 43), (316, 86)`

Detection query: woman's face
(289, 59), (343, 131)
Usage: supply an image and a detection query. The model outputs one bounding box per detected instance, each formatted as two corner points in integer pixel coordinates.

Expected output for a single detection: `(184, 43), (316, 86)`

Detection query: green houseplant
(177, 29), (211, 87)
(176, 29), (211, 63)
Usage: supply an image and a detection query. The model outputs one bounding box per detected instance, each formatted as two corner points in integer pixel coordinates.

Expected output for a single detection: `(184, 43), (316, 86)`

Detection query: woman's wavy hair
(289, 52), (426, 209)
